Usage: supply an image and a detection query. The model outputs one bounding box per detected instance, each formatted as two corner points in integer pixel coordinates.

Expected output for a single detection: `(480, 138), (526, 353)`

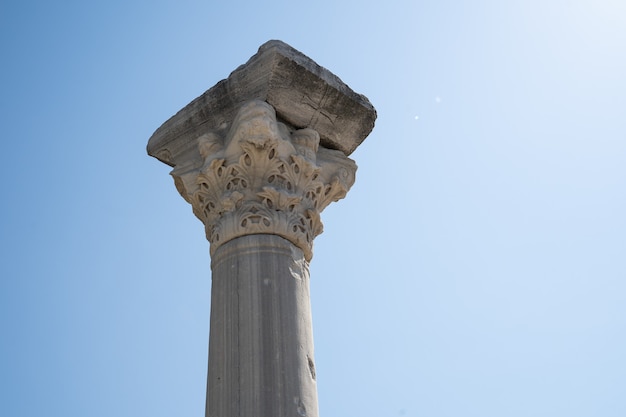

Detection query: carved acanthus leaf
(173, 100), (356, 261)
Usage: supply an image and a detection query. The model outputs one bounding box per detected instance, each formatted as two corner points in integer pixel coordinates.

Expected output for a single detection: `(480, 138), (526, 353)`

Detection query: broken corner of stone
(146, 39), (377, 168)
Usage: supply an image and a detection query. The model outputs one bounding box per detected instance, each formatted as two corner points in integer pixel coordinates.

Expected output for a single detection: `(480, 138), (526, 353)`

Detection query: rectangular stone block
(147, 40), (376, 167)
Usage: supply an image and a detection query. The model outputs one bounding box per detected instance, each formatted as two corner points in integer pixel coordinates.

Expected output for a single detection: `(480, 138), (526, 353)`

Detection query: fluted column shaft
(208, 235), (316, 417)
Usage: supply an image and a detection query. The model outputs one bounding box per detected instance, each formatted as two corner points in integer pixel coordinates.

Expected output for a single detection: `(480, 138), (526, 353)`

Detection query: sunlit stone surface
(147, 40), (376, 417)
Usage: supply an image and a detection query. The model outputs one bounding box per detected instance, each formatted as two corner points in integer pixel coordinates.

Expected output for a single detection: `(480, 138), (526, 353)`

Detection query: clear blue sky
(1, 1), (625, 416)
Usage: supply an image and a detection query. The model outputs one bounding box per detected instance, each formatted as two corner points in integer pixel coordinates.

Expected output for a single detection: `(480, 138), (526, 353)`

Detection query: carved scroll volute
(172, 100), (356, 261)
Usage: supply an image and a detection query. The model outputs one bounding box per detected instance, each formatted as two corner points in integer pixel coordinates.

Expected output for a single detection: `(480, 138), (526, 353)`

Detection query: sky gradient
(1, 1), (625, 416)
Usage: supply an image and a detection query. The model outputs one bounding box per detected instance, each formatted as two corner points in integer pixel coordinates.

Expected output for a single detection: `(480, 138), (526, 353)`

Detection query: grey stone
(147, 41), (377, 417)
(147, 40), (376, 167)
(170, 99), (357, 262)
(208, 235), (318, 417)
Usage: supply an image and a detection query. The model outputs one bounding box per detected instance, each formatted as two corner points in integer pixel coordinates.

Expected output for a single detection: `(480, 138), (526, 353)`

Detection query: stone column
(147, 41), (376, 417)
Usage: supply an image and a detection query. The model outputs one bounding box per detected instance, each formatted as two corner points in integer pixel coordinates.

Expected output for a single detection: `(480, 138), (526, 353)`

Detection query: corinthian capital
(172, 100), (355, 261)
(147, 40), (376, 260)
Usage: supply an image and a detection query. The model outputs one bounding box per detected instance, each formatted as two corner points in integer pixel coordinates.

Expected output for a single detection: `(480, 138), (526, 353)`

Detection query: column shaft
(207, 234), (317, 417)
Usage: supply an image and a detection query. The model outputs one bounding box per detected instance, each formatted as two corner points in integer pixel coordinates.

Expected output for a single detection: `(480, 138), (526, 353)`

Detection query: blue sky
(1, 1), (625, 416)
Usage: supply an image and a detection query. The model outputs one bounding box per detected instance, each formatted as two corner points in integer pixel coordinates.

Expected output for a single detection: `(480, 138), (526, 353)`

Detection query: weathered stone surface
(208, 235), (317, 417)
(147, 40), (376, 168)
(147, 41), (377, 417)
(172, 99), (356, 261)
